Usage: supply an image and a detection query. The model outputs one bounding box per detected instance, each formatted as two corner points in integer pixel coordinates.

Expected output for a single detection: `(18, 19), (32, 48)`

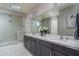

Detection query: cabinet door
(30, 39), (34, 55)
(26, 39), (30, 51)
(24, 36), (31, 51)
(40, 44), (52, 56)
(24, 36), (28, 49)
(24, 36), (27, 48)
(53, 50), (65, 56)
(24, 39), (28, 48)
(34, 39), (40, 56)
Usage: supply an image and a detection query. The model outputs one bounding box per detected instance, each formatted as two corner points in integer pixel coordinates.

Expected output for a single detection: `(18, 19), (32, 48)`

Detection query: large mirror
(31, 9), (58, 35)
(40, 9), (58, 35)
(31, 3), (78, 37)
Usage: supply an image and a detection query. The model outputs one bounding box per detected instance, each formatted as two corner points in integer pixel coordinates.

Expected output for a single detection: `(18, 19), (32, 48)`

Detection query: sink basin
(42, 34), (76, 42)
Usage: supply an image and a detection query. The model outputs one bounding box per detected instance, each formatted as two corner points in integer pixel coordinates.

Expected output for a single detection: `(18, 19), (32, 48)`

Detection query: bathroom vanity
(23, 34), (79, 56)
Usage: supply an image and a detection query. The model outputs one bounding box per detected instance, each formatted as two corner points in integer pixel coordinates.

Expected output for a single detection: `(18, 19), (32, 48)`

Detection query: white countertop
(24, 34), (79, 51)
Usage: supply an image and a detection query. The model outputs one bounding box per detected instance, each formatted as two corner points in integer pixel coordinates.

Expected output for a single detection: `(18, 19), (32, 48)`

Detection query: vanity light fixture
(37, 21), (40, 26)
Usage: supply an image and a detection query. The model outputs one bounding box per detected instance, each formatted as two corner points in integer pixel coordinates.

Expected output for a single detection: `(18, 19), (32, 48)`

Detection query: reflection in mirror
(31, 9), (59, 35)
(31, 4), (78, 37)
(40, 9), (59, 35)
(31, 16), (42, 34)
(57, 5), (76, 36)
(41, 17), (51, 34)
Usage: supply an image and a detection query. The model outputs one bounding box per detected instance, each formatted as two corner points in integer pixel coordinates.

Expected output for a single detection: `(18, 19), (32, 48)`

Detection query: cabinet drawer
(39, 44), (53, 56)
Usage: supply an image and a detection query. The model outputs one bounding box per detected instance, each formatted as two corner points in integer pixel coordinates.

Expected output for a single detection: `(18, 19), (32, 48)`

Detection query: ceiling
(0, 3), (75, 16)
(53, 3), (75, 10)
(40, 3), (75, 18)
(0, 3), (38, 14)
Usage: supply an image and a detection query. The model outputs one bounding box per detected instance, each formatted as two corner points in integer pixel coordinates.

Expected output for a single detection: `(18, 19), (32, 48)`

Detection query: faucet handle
(66, 37), (68, 40)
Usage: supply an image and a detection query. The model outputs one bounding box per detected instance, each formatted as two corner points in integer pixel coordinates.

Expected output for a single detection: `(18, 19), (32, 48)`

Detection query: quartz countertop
(24, 34), (79, 51)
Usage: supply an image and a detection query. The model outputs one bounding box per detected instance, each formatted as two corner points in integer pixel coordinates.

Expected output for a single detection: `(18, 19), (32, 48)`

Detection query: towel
(76, 13), (79, 28)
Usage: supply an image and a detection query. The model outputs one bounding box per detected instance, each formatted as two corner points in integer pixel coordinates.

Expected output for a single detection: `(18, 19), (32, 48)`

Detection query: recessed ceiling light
(54, 3), (60, 6)
(10, 4), (21, 10)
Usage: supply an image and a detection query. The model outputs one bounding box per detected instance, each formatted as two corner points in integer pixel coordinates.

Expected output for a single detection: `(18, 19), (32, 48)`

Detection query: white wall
(0, 13), (23, 43)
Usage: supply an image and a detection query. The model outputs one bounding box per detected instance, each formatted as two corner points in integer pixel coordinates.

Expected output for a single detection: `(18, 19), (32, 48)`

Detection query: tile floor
(0, 42), (32, 56)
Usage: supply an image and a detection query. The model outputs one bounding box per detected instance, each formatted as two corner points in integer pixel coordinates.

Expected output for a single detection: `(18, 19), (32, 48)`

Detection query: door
(24, 36), (27, 48)
(24, 36), (31, 51)
(51, 17), (58, 35)
(34, 39), (40, 56)
(26, 39), (31, 51)
(30, 38), (34, 55)
(40, 44), (52, 56)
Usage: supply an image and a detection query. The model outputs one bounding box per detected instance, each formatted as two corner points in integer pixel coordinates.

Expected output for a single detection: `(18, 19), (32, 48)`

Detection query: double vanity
(23, 34), (79, 56)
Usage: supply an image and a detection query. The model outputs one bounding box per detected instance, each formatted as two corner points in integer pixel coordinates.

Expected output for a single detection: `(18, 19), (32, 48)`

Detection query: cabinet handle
(50, 51), (52, 56)
(34, 40), (36, 42)
(53, 51), (56, 56)
(53, 51), (55, 56)
(26, 40), (28, 42)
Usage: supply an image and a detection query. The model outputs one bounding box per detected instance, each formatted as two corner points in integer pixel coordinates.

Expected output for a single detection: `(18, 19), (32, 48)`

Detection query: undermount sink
(41, 34), (75, 41)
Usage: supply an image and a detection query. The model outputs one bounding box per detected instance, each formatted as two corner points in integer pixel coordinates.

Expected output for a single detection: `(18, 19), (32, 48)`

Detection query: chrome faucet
(60, 35), (63, 39)
(66, 37), (68, 40)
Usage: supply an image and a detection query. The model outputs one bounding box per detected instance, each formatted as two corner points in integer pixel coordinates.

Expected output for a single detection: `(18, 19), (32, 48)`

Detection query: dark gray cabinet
(39, 40), (53, 56)
(26, 39), (31, 51)
(34, 39), (40, 56)
(24, 35), (40, 56)
(24, 35), (79, 56)
(30, 39), (34, 55)
(24, 36), (31, 51)
(39, 44), (52, 56)
(30, 37), (40, 56)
